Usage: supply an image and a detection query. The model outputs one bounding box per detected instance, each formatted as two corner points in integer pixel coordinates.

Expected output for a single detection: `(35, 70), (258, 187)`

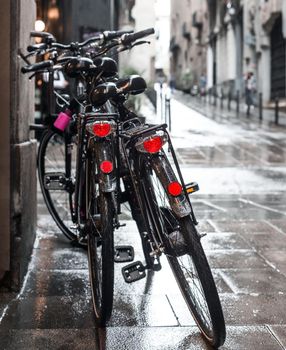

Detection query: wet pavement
(1, 96), (286, 349)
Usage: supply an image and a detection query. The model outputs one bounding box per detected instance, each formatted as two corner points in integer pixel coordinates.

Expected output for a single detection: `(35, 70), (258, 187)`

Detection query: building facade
(154, 0), (171, 81)
(170, 0), (208, 92)
(36, 0), (120, 43)
(170, 0), (286, 103)
(119, 0), (156, 84)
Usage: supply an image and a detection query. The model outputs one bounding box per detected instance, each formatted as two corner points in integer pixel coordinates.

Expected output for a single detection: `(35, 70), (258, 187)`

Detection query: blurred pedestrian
(169, 74), (175, 94)
(199, 74), (207, 97)
(245, 72), (255, 116)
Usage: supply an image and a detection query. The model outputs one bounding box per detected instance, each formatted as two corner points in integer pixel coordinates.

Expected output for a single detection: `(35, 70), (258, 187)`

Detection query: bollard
(236, 90), (240, 115)
(275, 97), (279, 125)
(213, 88), (217, 107)
(259, 92), (263, 121)
(161, 90), (164, 121)
(165, 97), (171, 132)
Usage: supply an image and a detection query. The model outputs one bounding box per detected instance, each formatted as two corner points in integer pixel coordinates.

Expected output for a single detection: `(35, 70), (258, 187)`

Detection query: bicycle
(21, 28), (226, 347)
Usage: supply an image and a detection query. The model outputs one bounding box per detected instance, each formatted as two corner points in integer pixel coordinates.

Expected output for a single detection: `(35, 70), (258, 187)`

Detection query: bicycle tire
(139, 155), (226, 348)
(38, 129), (79, 242)
(87, 190), (114, 326)
(121, 172), (155, 268)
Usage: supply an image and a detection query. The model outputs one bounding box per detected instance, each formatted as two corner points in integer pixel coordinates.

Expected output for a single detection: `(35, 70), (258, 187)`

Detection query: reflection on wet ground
(1, 189), (286, 349)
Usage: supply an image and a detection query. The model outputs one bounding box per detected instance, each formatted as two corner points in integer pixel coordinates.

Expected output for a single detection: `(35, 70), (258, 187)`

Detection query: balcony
(192, 11), (203, 29)
(170, 36), (180, 52)
(261, 0), (282, 29)
(182, 22), (191, 40)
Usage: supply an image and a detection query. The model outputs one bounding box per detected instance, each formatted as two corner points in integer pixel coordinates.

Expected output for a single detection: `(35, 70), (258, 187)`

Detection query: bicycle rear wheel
(139, 155), (226, 348)
(87, 158), (114, 326)
(38, 130), (79, 242)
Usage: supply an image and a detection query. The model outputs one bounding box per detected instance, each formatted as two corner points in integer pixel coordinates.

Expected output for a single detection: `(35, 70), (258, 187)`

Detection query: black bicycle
(21, 28), (226, 347)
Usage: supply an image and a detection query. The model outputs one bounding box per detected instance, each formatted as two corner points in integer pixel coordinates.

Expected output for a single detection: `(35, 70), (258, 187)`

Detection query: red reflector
(168, 182), (182, 196)
(92, 123), (111, 137)
(143, 136), (163, 153)
(100, 160), (113, 174)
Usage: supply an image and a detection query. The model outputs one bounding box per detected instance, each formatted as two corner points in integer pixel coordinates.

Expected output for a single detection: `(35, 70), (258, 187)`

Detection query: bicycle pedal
(199, 232), (207, 239)
(114, 222), (126, 229)
(185, 181), (199, 194)
(44, 172), (67, 190)
(122, 261), (146, 283)
(114, 245), (134, 263)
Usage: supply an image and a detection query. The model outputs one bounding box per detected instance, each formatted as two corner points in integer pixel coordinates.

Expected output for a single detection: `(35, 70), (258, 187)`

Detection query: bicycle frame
(71, 111), (120, 231)
(117, 117), (198, 258)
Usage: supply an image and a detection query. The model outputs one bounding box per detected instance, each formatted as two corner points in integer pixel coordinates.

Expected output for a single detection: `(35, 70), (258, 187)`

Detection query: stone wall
(0, 0), (37, 290)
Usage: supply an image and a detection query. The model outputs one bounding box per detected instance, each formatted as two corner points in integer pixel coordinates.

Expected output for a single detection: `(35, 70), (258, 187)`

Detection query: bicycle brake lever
(28, 72), (37, 80)
(117, 45), (130, 53)
(117, 40), (150, 53)
(131, 40), (151, 47)
(18, 49), (31, 65)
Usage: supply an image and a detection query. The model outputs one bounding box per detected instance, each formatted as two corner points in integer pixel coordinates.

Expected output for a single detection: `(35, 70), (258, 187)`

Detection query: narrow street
(1, 95), (286, 349)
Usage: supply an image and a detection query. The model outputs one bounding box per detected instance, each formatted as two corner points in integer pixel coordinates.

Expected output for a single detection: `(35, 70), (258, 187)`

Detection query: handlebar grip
(27, 43), (47, 52)
(30, 31), (56, 43)
(51, 42), (71, 50)
(121, 28), (155, 46)
(21, 60), (54, 74)
(103, 30), (133, 41)
(30, 31), (54, 38)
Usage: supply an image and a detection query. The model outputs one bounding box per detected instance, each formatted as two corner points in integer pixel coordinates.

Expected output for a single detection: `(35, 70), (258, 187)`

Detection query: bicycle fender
(150, 155), (192, 218)
(95, 140), (116, 193)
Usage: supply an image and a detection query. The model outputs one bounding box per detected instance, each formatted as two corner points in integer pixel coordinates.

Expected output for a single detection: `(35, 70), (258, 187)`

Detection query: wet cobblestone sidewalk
(1, 97), (286, 349)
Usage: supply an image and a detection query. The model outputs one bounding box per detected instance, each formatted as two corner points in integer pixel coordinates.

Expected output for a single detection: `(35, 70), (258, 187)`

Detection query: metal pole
(259, 92), (263, 121)
(236, 90), (240, 115)
(160, 85), (164, 121)
(221, 88), (224, 109)
(110, 0), (115, 30)
(213, 87), (217, 106)
(228, 91), (231, 111)
(166, 97), (171, 132)
(275, 97), (279, 125)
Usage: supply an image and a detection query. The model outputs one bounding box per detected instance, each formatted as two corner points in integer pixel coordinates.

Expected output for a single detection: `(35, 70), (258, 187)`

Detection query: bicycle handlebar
(27, 43), (48, 52)
(121, 28), (155, 46)
(30, 31), (56, 42)
(22, 28), (154, 74)
(21, 60), (54, 74)
(103, 29), (133, 41)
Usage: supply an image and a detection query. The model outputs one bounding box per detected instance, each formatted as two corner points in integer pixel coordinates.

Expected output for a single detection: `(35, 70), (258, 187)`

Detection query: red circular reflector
(92, 123), (111, 137)
(168, 182), (182, 196)
(100, 160), (113, 174)
(143, 136), (163, 153)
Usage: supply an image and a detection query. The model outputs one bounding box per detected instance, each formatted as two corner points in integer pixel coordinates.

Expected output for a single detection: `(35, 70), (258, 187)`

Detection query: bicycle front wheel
(167, 217), (226, 347)
(139, 155), (226, 348)
(38, 130), (79, 242)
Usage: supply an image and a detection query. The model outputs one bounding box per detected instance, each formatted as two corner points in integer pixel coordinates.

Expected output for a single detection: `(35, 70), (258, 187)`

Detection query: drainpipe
(110, 0), (115, 30)
(234, 11), (242, 94)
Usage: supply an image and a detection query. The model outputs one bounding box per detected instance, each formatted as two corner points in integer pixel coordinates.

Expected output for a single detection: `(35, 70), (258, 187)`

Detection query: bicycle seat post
(48, 69), (56, 115)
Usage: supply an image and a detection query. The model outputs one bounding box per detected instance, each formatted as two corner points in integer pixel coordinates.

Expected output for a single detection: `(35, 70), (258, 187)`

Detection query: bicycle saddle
(89, 82), (118, 107)
(92, 57), (118, 78)
(116, 75), (147, 95)
(64, 57), (94, 77)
